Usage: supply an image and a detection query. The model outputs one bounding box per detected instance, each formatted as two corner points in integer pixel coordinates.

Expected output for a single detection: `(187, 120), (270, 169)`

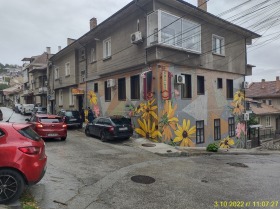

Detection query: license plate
(70, 119), (77, 121)
(48, 133), (58, 136)
(119, 127), (128, 131)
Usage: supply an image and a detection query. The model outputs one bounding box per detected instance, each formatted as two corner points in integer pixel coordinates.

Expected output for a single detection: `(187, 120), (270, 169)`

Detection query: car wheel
(85, 128), (91, 137)
(61, 137), (66, 141)
(100, 132), (107, 142)
(0, 169), (25, 204)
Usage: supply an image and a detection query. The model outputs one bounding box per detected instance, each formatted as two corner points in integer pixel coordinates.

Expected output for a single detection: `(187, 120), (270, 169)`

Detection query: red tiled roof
(246, 81), (280, 98)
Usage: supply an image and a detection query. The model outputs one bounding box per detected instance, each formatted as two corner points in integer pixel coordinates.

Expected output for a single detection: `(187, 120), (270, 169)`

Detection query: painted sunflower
(135, 118), (162, 142)
(233, 90), (245, 103)
(219, 136), (234, 149)
(87, 90), (98, 105)
(174, 119), (196, 147)
(141, 99), (158, 120)
(231, 101), (244, 115)
(160, 100), (179, 141)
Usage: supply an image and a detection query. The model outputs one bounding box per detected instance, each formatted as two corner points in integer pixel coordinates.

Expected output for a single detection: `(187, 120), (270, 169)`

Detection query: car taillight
(36, 123), (43, 128)
(62, 124), (67, 128)
(19, 146), (40, 155)
(108, 126), (114, 132)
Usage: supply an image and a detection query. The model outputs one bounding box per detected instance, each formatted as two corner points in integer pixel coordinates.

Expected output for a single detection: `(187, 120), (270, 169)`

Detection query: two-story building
(49, 0), (260, 147)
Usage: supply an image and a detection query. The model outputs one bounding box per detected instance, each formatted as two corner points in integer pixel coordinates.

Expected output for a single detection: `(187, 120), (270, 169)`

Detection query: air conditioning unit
(175, 75), (185, 84)
(107, 79), (116, 88)
(244, 113), (250, 121)
(241, 81), (249, 89)
(131, 31), (143, 44)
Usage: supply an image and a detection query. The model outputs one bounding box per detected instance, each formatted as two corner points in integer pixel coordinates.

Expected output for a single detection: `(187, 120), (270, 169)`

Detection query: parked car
(84, 115), (133, 141)
(32, 106), (47, 116)
(0, 108), (2, 121)
(0, 122), (47, 204)
(13, 103), (22, 113)
(26, 114), (67, 141)
(21, 104), (35, 115)
(57, 110), (83, 128)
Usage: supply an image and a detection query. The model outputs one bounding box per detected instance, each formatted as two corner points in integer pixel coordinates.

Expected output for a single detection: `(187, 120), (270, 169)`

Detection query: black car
(85, 115), (133, 141)
(0, 108), (2, 121)
(57, 110), (83, 128)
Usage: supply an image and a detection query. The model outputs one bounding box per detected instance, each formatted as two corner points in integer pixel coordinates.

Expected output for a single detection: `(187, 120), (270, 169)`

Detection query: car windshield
(38, 107), (47, 111)
(18, 126), (41, 141)
(39, 117), (63, 123)
(65, 111), (79, 117)
(111, 118), (131, 125)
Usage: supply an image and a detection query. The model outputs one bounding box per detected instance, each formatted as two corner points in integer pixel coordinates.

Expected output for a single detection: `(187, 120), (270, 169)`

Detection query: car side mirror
(25, 118), (30, 122)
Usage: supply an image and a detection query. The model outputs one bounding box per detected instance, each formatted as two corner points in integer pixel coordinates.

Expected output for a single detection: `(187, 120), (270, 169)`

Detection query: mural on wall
(87, 90), (100, 117)
(230, 90), (246, 148)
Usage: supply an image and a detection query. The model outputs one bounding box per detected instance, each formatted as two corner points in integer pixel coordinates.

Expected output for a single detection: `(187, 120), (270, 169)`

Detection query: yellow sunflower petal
(173, 136), (183, 143)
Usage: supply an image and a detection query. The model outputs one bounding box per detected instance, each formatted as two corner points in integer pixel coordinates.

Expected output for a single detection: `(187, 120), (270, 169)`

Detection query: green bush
(206, 143), (219, 152)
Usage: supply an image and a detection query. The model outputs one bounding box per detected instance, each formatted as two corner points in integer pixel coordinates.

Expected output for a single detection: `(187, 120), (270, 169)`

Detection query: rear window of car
(111, 118), (131, 125)
(18, 126), (41, 141)
(39, 117), (63, 123)
(65, 111), (79, 117)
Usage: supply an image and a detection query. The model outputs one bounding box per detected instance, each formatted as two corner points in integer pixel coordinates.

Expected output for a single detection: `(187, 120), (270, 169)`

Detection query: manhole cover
(131, 175), (156, 184)
(227, 162), (248, 168)
(142, 143), (156, 147)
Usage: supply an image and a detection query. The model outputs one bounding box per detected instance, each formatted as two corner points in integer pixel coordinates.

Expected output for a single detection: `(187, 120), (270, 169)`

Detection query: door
(78, 95), (84, 112)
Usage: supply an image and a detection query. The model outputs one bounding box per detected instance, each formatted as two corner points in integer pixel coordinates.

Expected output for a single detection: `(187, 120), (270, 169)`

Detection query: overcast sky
(1, 0), (279, 82)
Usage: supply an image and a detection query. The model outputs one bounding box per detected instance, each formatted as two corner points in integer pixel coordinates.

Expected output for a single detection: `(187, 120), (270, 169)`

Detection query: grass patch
(20, 189), (40, 209)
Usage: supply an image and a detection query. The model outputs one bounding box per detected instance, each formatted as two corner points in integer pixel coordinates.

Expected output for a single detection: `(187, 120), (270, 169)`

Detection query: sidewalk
(78, 126), (280, 156)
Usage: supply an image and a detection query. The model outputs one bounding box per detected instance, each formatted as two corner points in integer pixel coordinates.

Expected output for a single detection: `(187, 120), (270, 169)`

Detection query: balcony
(38, 87), (48, 94)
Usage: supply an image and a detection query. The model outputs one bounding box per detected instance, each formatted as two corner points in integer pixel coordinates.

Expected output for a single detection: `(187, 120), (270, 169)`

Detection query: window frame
(226, 79), (234, 99)
(196, 120), (205, 144)
(104, 81), (111, 102)
(69, 88), (74, 106)
(130, 75), (140, 100)
(265, 116), (271, 127)
(197, 75), (205, 95)
(65, 62), (70, 76)
(181, 74), (192, 99)
(214, 119), (221, 141)
(212, 34), (225, 56)
(54, 67), (59, 80)
(228, 117), (235, 137)
(59, 89), (63, 106)
(217, 78), (223, 89)
(91, 48), (96, 62)
(118, 77), (126, 101)
(94, 83), (98, 93)
(103, 37), (111, 59)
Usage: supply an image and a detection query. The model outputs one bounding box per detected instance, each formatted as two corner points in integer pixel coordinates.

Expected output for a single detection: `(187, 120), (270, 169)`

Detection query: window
(228, 117), (235, 137)
(131, 75), (140, 100)
(94, 83), (98, 93)
(91, 48), (96, 62)
(65, 62), (70, 76)
(196, 120), (204, 144)
(226, 79), (233, 99)
(55, 67), (59, 79)
(59, 89), (63, 106)
(80, 49), (85, 60)
(197, 76), (204, 95)
(214, 119), (221, 141)
(217, 78), (223, 89)
(265, 116), (271, 127)
(104, 81), (111, 101)
(147, 10), (201, 53)
(118, 78), (126, 101)
(268, 100), (272, 105)
(182, 74), (192, 99)
(103, 38), (111, 59)
(69, 88), (74, 106)
(212, 34), (225, 55)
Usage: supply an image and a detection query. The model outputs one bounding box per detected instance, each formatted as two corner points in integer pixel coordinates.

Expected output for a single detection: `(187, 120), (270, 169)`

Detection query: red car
(0, 122), (47, 204)
(26, 114), (67, 141)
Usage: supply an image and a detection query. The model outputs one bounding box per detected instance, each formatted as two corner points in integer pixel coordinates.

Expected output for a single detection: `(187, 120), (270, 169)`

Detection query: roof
(246, 80), (280, 98)
(2, 84), (22, 95)
(248, 100), (280, 115)
(50, 0), (261, 61)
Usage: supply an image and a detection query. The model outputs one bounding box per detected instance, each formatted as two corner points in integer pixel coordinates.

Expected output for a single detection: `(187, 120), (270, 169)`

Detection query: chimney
(90, 17), (97, 30)
(46, 47), (51, 54)
(58, 46), (61, 52)
(198, 0), (207, 11)
(276, 76), (280, 92)
(261, 79), (265, 89)
(67, 38), (76, 46)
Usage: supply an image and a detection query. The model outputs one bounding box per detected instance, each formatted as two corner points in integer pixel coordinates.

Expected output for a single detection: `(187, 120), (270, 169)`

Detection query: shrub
(206, 143), (219, 152)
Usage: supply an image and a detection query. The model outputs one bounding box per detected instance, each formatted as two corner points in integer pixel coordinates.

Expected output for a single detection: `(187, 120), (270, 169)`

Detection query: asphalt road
(1, 107), (280, 209)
